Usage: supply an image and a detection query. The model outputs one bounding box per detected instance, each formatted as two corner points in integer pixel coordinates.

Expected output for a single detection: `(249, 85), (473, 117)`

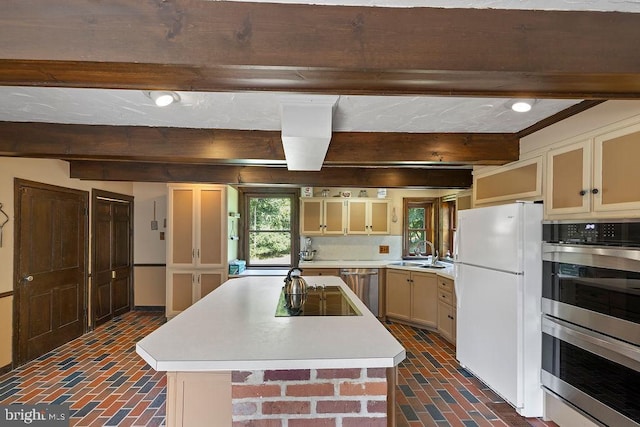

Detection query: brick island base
(166, 367), (397, 427)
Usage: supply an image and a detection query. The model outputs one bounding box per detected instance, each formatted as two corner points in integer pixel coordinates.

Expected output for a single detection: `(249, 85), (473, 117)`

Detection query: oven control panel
(543, 221), (640, 246)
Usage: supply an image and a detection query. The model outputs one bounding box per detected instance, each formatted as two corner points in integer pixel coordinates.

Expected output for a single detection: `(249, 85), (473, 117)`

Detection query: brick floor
(0, 312), (558, 426)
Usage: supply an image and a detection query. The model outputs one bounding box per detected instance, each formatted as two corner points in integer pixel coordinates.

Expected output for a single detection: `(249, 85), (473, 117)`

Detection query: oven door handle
(542, 242), (640, 272)
(542, 315), (640, 373)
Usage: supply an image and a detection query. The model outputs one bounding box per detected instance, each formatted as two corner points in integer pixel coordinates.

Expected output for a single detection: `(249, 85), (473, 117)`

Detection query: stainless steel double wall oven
(542, 221), (640, 427)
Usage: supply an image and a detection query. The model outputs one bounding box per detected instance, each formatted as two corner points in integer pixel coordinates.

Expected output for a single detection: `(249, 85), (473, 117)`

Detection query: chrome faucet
(414, 240), (438, 265)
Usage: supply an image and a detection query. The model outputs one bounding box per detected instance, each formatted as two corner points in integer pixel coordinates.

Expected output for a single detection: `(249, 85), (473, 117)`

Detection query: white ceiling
(0, 87), (582, 133)
(2, 0), (637, 134)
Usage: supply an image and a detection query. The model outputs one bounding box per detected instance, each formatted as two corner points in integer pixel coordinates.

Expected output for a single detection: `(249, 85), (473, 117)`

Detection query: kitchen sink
(388, 261), (424, 267)
(419, 263), (447, 269)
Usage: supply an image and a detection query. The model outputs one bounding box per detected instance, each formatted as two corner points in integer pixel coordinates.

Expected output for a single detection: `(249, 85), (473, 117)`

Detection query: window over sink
(402, 196), (457, 259)
(403, 198), (436, 257)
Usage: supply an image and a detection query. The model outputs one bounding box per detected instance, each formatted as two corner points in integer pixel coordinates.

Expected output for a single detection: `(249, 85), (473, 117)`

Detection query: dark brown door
(92, 190), (133, 327)
(14, 179), (88, 366)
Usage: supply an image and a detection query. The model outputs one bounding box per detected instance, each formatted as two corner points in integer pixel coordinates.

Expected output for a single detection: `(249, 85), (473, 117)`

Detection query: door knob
(24, 275), (33, 282)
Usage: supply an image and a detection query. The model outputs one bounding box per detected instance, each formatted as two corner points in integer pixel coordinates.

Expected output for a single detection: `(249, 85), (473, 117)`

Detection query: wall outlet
(379, 245), (389, 254)
(160, 232), (165, 241)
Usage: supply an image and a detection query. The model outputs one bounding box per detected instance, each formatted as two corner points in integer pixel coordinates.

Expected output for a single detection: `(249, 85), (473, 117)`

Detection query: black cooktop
(275, 285), (362, 317)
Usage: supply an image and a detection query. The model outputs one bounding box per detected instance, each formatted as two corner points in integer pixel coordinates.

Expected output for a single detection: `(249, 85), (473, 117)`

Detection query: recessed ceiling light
(508, 98), (536, 113)
(145, 91), (180, 107)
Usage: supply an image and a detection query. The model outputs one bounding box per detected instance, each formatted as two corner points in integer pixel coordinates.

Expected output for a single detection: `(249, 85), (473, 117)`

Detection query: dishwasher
(339, 269), (379, 316)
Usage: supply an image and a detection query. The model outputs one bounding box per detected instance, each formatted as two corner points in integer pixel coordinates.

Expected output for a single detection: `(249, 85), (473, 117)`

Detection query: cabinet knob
(579, 190), (587, 196)
(591, 188), (599, 195)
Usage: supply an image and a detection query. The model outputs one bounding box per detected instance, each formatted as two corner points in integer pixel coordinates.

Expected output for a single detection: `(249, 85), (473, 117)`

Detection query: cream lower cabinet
(167, 271), (225, 318)
(166, 371), (231, 427)
(436, 276), (456, 344)
(166, 184), (228, 319)
(547, 123), (640, 217)
(386, 269), (437, 328)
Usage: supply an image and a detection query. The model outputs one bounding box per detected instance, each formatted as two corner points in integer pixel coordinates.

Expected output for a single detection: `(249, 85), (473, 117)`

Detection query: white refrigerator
(454, 202), (543, 417)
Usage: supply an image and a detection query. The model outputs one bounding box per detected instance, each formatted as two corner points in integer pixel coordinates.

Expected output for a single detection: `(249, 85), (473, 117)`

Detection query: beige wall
(133, 183), (167, 264)
(0, 156), (133, 368)
(133, 266), (166, 307)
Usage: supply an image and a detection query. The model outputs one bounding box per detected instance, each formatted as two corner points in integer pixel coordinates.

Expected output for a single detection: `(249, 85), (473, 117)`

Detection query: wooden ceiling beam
(0, 122), (519, 165)
(68, 161), (472, 188)
(0, 2), (639, 97)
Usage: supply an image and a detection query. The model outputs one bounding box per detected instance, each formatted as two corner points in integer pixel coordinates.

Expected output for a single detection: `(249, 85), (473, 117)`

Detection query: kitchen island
(136, 275), (405, 427)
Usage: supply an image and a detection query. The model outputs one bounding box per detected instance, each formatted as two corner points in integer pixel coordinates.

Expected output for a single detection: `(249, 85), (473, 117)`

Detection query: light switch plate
(379, 245), (389, 254)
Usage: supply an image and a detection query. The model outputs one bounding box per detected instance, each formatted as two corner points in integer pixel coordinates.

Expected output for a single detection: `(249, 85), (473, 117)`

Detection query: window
(403, 198), (436, 256)
(241, 189), (299, 268)
(439, 198), (456, 257)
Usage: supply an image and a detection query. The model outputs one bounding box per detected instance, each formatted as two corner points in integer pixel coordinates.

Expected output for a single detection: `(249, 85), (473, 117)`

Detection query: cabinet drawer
(438, 277), (454, 293)
(301, 268), (340, 276)
(438, 288), (454, 306)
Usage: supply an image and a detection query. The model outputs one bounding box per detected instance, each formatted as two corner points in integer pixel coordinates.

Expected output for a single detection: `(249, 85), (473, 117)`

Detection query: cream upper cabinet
(547, 123), (640, 217)
(346, 199), (391, 235)
(474, 157), (542, 205)
(168, 185), (226, 268)
(300, 198), (346, 235)
(546, 140), (592, 215)
(593, 124), (640, 212)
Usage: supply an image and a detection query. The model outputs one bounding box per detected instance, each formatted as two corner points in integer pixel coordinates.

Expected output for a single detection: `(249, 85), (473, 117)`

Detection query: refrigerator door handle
(454, 265), (462, 309)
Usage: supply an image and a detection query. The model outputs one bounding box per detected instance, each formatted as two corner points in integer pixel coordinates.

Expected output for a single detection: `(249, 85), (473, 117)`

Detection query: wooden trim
(387, 366), (397, 427)
(517, 100), (607, 138)
(0, 291), (13, 299)
(0, 363), (11, 376)
(0, 122), (519, 166)
(133, 306), (165, 312)
(69, 161), (472, 188)
(1, 3), (639, 98)
(134, 263), (166, 268)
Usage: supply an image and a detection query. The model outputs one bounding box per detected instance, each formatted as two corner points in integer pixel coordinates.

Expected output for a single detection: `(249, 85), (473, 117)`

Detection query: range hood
(280, 95), (339, 171)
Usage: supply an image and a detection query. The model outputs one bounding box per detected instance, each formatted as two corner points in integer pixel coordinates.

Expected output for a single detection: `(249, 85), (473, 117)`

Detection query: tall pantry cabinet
(166, 184), (228, 319)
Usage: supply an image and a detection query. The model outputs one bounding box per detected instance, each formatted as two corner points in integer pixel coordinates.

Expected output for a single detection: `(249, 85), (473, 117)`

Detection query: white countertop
(300, 259), (456, 280)
(300, 260), (395, 268)
(136, 275), (406, 372)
